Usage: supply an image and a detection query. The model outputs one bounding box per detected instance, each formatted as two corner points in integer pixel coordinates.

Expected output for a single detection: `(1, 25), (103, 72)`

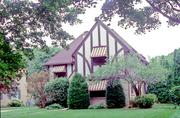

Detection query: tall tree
(0, 33), (25, 92)
(93, 55), (169, 96)
(100, 0), (180, 34)
(0, 0), (96, 51)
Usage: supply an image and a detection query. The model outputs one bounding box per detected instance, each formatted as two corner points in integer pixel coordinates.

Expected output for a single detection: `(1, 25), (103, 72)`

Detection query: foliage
(170, 86), (180, 105)
(45, 103), (63, 110)
(0, 33), (25, 92)
(0, 0), (96, 51)
(93, 54), (169, 96)
(173, 49), (180, 86)
(26, 47), (60, 76)
(148, 48), (180, 104)
(135, 94), (157, 108)
(88, 103), (106, 109)
(27, 71), (49, 108)
(44, 78), (69, 107)
(147, 81), (172, 103)
(106, 79), (125, 108)
(100, 0), (180, 34)
(68, 73), (89, 109)
(8, 99), (23, 107)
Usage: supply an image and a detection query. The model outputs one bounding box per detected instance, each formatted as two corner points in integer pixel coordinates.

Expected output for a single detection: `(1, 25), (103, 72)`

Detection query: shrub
(88, 103), (106, 109)
(106, 79), (125, 108)
(147, 81), (172, 103)
(135, 94), (156, 108)
(44, 78), (69, 107)
(45, 103), (63, 110)
(8, 100), (23, 107)
(170, 85), (180, 105)
(68, 73), (90, 109)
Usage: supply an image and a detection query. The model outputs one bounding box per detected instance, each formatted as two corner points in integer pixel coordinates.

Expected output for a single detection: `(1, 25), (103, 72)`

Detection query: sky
(62, 1), (180, 59)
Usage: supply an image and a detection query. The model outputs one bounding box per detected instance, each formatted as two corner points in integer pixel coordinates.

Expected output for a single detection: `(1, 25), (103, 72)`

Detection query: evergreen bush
(68, 73), (89, 109)
(106, 79), (125, 108)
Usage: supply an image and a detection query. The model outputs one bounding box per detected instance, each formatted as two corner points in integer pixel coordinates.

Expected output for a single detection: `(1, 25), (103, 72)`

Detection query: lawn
(1, 104), (180, 118)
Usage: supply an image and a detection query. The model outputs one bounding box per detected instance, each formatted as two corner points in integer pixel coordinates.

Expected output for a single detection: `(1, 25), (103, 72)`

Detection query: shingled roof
(44, 32), (88, 66)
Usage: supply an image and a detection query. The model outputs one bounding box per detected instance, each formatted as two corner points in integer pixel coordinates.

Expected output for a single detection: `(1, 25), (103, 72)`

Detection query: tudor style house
(44, 19), (147, 105)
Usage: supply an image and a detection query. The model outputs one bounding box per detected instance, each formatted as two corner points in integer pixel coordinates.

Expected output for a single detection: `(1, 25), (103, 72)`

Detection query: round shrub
(45, 78), (69, 107)
(135, 94), (156, 108)
(8, 99), (23, 107)
(45, 103), (63, 110)
(106, 79), (125, 108)
(68, 73), (90, 109)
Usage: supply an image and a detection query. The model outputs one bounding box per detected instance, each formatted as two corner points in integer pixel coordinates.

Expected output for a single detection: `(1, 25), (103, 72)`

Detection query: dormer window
(91, 46), (107, 71)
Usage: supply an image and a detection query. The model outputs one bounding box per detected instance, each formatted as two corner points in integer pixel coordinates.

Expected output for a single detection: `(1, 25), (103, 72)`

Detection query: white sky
(61, 1), (180, 59)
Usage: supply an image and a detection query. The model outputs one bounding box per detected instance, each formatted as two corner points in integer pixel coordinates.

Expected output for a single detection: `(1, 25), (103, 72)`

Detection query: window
(91, 46), (108, 69)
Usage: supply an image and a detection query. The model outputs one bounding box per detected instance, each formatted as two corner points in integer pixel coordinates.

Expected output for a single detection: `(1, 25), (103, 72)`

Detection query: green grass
(1, 104), (180, 118)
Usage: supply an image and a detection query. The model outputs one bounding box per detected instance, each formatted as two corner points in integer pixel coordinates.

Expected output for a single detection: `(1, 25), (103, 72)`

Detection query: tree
(26, 47), (60, 76)
(0, 33), (25, 92)
(173, 49), (180, 86)
(0, 0), (96, 50)
(68, 73), (89, 109)
(100, 0), (180, 34)
(106, 79), (125, 108)
(93, 54), (169, 96)
(27, 71), (49, 108)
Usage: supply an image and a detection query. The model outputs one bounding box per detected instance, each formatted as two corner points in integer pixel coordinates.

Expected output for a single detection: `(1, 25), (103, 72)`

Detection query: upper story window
(91, 46), (108, 68)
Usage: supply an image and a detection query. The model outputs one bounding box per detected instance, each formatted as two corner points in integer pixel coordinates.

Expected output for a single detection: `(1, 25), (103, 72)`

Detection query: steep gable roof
(44, 19), (148, 66)
(44, 32), (88, 66)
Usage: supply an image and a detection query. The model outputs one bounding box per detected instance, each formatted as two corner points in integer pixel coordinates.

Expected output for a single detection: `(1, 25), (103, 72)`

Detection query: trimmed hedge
(135, 94), (157, 108)
(8, 99), (23, 107)
(68, 73), (90, 109)
(44, 78), (69, 107)
(106, 79), (125, 108)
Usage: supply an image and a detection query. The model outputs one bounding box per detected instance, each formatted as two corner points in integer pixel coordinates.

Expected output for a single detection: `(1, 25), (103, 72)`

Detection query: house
(44, 19), (148, 106)
(0, 70), (28, 107)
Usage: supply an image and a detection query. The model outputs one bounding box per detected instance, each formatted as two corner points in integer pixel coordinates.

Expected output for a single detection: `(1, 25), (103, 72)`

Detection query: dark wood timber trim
(72, 21), (98, 55)
(77, 52), (92, 73)
(98, 24), (101, 46)
(83, 43), (86, 76)
(106, 30), (109, 58)
(90, 33), (93, 51)
(115, 40), (118, 55)
(112, 48), (124, 62)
